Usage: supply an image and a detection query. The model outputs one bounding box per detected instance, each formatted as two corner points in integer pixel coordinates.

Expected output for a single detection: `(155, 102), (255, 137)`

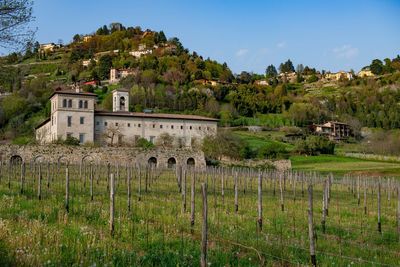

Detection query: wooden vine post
(110, 173), (115, 236)
(20, 161), (25, 194)
(308, 184), (316, 267)
(257, 171), (263, 231)
(234, 171), (239, 213)
(378, 179), (382, 233)
(65, 166), (70, 213)
(200, 183), (208, 267)
(127, 165), (131, 212)
(397, 186), (400, 242)
(37, 163), (42, 200)
(279, 173), (284, 211)
(190, 169), (196, 230)
(90, 164), (94, 201)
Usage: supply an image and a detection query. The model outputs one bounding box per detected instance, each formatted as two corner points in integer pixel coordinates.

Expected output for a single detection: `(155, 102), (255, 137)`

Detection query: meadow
(0, 159), (399, 266)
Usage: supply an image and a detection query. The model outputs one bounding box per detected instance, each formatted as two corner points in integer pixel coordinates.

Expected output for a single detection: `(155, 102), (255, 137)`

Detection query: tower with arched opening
(112, 89), (129, 112)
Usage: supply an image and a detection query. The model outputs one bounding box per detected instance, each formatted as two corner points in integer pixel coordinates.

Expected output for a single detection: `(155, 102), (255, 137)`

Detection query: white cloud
(235, 48), (249, 57)
(276, 41), (286, 48)
(332, 44), (359, 59)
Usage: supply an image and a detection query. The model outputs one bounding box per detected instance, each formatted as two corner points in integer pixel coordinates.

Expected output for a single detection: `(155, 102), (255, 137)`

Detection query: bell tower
(112, 89), (129, 112)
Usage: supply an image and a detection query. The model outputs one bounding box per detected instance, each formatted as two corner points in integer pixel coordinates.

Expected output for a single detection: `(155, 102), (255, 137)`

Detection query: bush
(12, 136), (33, 145)
(136, 138), (154, 149)
(257, 142), (288, 159)
(64, 136), (80, 146)
(294, 136), (335, 155)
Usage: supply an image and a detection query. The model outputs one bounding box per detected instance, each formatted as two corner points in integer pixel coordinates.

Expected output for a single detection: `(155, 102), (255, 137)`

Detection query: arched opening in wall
(167, 157), (176, 168)
(187, 157), (195, 166)
(10, 155), (22, 165)
(119, 96), (125, 111)
(148, 157), (157, 166)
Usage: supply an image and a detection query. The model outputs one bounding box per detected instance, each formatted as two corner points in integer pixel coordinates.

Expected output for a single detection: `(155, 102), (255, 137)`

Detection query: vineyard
(0, 156), (399, 266)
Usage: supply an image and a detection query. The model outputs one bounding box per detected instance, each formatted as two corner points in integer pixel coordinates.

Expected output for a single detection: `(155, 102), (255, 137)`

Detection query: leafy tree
(157, 30), (167, 43)
(265, 64), (277, 78)
(97, 55), (113, 80)
(370, 59), (384, 75)
(279, 59), (295, 73)
(0, 0), (35, 49)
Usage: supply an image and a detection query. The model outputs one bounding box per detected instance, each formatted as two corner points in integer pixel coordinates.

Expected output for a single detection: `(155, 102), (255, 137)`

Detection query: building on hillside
(82, 58), (98, 67)
(35, 88), (218, 147)
(129, 49), (152, 58)
(312, 121), (351, 140)
(357, 69), (374, 78)
(39, 43), (59, 52)
(254, 80), (269, 86)
(83, 35), (93, 42)
(324, 71), (353, 81)
(109, 68), (138, 83)
(278, 72), (297, 83)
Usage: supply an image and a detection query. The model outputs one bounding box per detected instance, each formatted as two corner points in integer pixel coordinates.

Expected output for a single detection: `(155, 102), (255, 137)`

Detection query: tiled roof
(94, 111), (219, 122)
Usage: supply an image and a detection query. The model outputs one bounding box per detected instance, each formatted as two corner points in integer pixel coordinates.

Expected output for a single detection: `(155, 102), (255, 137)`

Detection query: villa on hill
(311, 121), (351, 140)
(35, 87), (218, 147)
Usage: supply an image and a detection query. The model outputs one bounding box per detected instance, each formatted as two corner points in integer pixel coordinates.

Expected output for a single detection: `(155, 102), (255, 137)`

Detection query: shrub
(257, 142), (288, 159)
(294, 136), (335, 155)
(64, 136), (80, 146)
(136, 138), (154, 149)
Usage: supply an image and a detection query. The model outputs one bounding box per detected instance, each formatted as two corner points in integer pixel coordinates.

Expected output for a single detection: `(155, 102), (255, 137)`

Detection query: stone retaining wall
(0, 144), (206, 168)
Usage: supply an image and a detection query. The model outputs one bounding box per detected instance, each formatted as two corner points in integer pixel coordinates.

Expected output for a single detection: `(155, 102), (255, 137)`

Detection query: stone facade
(0, 144), (206, 168)
(35, 88), (218, 147)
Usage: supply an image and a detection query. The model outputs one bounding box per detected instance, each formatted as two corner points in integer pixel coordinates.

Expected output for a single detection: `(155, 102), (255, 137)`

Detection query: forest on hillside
(0, 22), (400, 143)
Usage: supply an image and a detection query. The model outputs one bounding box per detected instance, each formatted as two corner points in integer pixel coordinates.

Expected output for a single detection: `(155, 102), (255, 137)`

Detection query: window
(66, 132), (72, 138)
(138, 123), (141, 128)
(149, 136), (155, 143)
(115, 122), (119, 126)
(79, 100), (83, 109)
(68, 99), (72, 108)
(104, 122), (108, 126)
(62, 99), (67, 108)
(84, 100), (88, 109)
(67, 116), (72, 127)
(171, 125), (174, 129)
(207, 127), (210, 131)
(80, 117), (84, 124)
(79, 133), (85, 144)
(160, 125), (163, 129)
(152, 124), (155, 128)
(128, 123), (131, 127)
(180, 126), (183, 130)
(199, 126), (201, 130)
(189, 126), (192, 130)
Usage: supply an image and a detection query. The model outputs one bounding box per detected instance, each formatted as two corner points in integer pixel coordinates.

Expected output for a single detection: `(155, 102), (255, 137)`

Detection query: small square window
(80, 117), (84, 124)
(180, 126), (183, 129)
(189, 126), (192, 130)
(171, 125), (174, 129)
(115, 122), (119, 126)
(128, 123), (131, 127)
(96, 121), (99, 126)
(104, 122), (108, 126)
(199, 126), (201, 130)
(67, 116), (72, 127)
(160, 125), (163, 129)
(138, 123), (141, 128)
(153, 124), (155, 128)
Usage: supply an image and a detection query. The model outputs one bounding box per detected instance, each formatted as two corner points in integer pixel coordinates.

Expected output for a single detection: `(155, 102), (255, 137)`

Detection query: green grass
(0, 163), (399, 266)
(290, 154), (400, 176)
(232, 130), (293, 151)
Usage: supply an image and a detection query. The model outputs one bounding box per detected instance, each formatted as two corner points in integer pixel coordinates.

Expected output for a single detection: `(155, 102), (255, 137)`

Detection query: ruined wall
(0, 144), (206, 168)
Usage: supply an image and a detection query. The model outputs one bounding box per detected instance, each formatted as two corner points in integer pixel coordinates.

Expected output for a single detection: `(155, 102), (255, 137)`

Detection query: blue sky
(30, 0), (400, 74)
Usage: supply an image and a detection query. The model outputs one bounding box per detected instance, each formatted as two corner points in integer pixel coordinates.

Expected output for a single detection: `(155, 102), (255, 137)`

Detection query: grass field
(0, 162), (399, 266)
(290, 155), (400, 177)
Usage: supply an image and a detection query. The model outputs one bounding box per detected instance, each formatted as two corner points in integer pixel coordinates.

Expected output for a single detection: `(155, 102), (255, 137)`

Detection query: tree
(265, 64), (277, 78)
(296, 64), (304, 74)
(97, 55), (113, 80)
(157, 30), (167, 43)
(370, 59), (384, 75)
(279, 59), (295, 73)
(0, 0), (35, 49)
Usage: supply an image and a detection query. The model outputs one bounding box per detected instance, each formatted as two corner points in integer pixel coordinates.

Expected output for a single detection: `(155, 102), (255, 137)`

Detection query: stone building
(35, 88), (218, 146)
(313, 121), (351, 140)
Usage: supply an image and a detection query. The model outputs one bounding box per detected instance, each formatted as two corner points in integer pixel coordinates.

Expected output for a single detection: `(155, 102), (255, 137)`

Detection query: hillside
(0, 22), (400, 146)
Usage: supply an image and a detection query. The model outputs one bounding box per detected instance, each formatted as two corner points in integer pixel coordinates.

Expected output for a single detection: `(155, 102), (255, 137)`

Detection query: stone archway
(167, 157), (176, 168)
(148, 157), (157, 166)
(10, 155), (22, 165)
(187, 157), (195, 166)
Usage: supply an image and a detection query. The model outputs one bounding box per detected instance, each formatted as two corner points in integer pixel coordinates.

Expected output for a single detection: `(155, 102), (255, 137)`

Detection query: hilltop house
(35, 87), (218, 147)
(39, 43), (60, 52)
(109, 68), (138, 83)
(357, 69), (374, 78)
(324, 71), (353, 81)
(312, 121), (351, 140)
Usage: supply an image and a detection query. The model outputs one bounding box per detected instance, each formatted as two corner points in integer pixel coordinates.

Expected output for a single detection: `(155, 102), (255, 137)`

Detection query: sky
(28, 0), (400, 73)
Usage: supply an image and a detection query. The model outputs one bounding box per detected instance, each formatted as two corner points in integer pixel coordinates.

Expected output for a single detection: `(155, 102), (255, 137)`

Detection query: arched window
(120, 96), (125, 111)
(84, 100), (88, 109)
(167, 157), (176, 168)
(68, 99), (72, 108)
(79, 100), (83, 108)
(148, 157), (157, 166)
(62, 99), (67, 107)
(187, 158), (195, 166)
